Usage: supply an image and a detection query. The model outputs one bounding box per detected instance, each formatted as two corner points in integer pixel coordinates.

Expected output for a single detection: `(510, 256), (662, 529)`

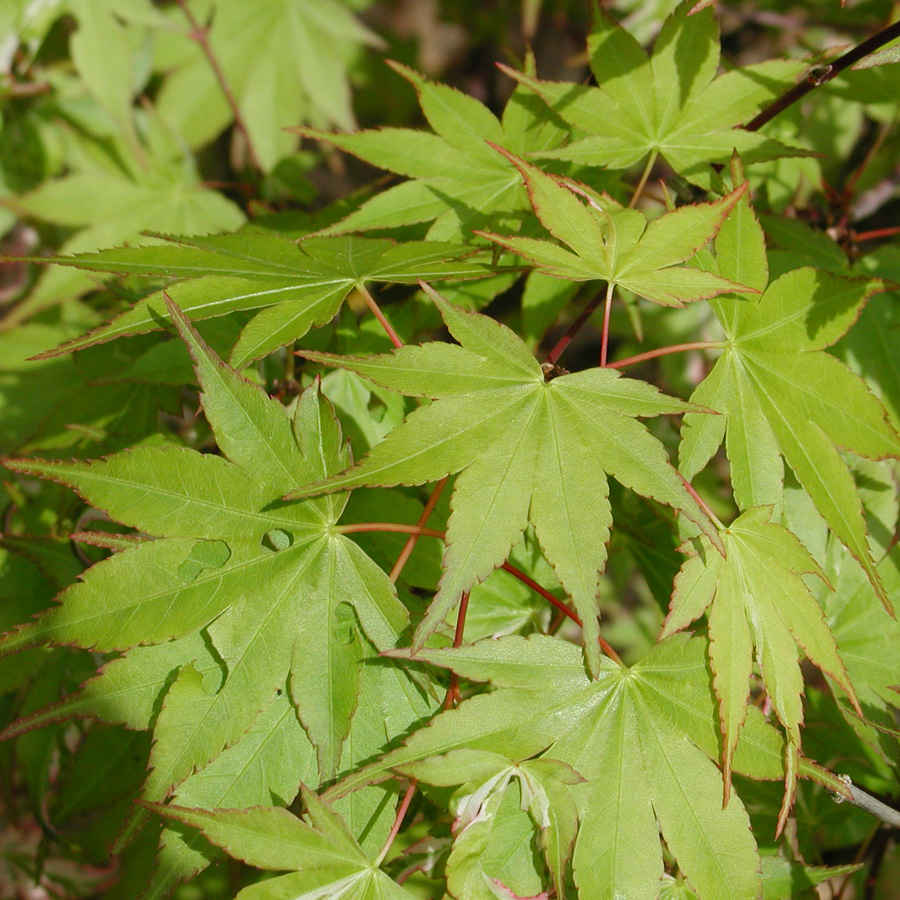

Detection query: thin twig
(390, 478), (448, 583)
(744, 19), (900, 132)
(173, 0), (263, 171)
(831, 775), (900, 828)
(608, 341), (726, 370)
(358, 283), (404, 349)
(855, 225), (900, 243)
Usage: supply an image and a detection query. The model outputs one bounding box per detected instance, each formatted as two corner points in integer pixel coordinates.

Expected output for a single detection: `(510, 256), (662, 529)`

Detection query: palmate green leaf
(28, 234), (491, 367)
(679, 182), (900, 613)
(149, 788), (417, 900)
(147, 689), (318, 899)
(479, 151), (752, 306)
(335, 634), (783, 900)
(501, 1), (809, 186)
(0, 299), (411, 800)
(294, 60), (569, 240)
(155, 0), (383, 171)
(661, 506), (859, 819)
(292, 285), (721, 676)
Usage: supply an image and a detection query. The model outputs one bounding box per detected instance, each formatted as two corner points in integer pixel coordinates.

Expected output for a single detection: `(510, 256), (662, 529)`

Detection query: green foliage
(1, 2), (899, 899)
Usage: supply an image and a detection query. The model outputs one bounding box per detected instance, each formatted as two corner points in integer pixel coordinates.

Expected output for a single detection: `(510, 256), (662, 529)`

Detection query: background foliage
(1, 1), (899, 898)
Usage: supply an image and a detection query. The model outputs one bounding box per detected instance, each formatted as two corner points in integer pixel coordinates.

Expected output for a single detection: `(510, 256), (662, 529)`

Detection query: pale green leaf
(296, 64), (569, 239)
(333, 635), (766, 900)
(0, 304), (409, 856)
(684, 190), (900, 608)
(292, 290), (720, 674)
(479, 153), (753, 307)
(664, 507), (858, 803)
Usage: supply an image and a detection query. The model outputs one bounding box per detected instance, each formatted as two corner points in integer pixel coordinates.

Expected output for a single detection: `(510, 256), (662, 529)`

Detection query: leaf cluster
(1, 2), (899, 899)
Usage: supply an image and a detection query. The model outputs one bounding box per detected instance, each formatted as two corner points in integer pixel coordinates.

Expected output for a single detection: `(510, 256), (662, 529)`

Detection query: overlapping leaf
(150, 788), (417, 900)
(155, 0), (383, 171)
(661, 506), (859, 822)
(331, 634), (792, 900)
(0, 299), (411, 809)
(502, 1), (808, 185)
(398, 749), (581, 899)
(478, 150), (753, 306)
(292, 284), (721, 675)
(679, 183), (900, 611)
(294, 61), (569, 240)
(2, 117), (246, 328)
(29, 234), (490, 367)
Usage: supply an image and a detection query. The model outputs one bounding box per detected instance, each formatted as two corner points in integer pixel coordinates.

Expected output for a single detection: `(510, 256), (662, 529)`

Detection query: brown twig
(744, 19), (900, 132)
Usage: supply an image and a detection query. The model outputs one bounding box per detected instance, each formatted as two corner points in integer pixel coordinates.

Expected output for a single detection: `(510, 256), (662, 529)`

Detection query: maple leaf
(477, 149), (754, 307)
(331, 633), (798, 900)
(291, 284), (722, 676)
(397, 749), (582, 899)
(155, 0), (383, 171)
(661, 505), (860, 826)
(27, 234), (490, 367)
(500, 1), (808, 185)
(679, 180), (900, 613)
(1, 114), (246, 329)
(148, 788), (417, 900)
(0, 298), (411, 796)
(293, 60), (570, 240)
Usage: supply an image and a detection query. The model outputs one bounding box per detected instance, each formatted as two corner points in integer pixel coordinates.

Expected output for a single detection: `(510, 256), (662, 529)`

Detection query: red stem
(545, 289), (605, 367)
(454, 592), (470, 648)
(390, 478), (448, 584)
(607, 341), (725, 370)
(358, 283), (404, 349)
(444, 592), (470, 709)
(679, 474), (724, 532)
(501, 562), (581, 626)
(375, 780), (418, 866)
(173, 0), (263, 172)
(335, 523), (445, 539)
(855, 226), (900, 243)
(500, 563), (624, 667)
